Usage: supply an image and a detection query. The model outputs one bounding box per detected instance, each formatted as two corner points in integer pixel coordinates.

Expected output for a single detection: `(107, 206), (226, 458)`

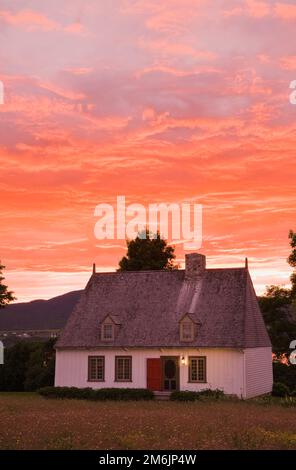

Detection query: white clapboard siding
(55, 348), (246, 397)
(244, 347), (273, 398)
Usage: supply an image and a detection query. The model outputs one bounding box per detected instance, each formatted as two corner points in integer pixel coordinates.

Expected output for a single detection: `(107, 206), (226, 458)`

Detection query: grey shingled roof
(56, 266), (271, 349)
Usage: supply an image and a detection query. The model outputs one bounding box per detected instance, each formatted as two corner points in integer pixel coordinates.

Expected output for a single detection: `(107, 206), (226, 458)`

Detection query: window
(188, 356), (206, 383)
(180, 321), (194, 342)
(88, 356), (105, 381)
(102, 323), (114, 340)
(115, 356), (132, 382)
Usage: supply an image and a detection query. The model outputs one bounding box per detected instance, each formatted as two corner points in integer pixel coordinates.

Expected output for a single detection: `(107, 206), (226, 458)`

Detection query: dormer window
(179, 314), (196, 342)
(180, 321), (194, 341)
(102, 323), (114, 341)
(101, 314), (120, 342)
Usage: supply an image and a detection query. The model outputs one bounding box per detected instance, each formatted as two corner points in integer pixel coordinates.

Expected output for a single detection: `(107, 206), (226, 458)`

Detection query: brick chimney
(185, 253), (206, 280)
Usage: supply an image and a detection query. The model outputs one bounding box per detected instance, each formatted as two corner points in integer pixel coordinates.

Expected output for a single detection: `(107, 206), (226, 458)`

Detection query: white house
(55, 253), (273, 398)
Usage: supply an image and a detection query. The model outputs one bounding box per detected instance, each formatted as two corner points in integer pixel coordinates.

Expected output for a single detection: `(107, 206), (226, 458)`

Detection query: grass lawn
(0, 393), (295, 450)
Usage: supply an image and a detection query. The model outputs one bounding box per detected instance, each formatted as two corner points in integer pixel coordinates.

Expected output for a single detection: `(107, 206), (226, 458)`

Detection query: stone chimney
(185, 253), (206, 280)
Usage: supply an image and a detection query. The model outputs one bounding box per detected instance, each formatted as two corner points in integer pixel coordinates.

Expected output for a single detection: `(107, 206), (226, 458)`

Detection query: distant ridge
(0, 290), (82, 331)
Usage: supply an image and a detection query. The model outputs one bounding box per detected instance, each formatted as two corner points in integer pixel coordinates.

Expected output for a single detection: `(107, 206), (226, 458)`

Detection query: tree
(0, 263), (15, 308)
(0, 339), (56, 391)
(258, 231), (296, 356)
(24, 338), (56, 391)
(288, 230), (296, 297)
(118, 229), (178, 271)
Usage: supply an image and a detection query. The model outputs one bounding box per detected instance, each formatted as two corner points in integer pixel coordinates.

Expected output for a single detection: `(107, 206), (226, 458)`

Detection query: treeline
(0, 338), (55, 391)
(258, 230), (296, 356)
(259, 285), (296, 355)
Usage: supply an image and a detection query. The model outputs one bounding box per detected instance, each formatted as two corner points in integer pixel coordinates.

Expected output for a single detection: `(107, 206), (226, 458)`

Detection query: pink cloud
(0, 9), (87, 34)
(225, 0), (296, 20)
(63, 67), (93, 76)
(145, 9), (195, 35)
(64, 21), (86, 35)
(0, 9), (58, 31)
(138, 38), (216, 60)
(274, 2), (296, 19)
(280, 56), (296, 70)
(224, 0), (271, 18)
(245, 0), (271, 17)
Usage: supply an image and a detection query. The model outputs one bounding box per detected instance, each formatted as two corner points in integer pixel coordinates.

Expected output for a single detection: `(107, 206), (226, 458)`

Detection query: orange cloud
(0, 9), (58, 31)
(138, 38), (216, 60)
(274, 2), (296, 19)
(0, 9), (87, 34)
(280, 56), (296, 70)
(64, 21), (86, 35)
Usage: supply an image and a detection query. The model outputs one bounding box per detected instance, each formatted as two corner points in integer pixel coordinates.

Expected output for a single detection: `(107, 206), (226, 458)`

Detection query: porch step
(154, 391), (171, 400)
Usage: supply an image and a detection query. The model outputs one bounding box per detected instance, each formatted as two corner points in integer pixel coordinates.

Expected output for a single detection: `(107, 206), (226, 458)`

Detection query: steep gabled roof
(56, 259), (271, 350)
(101, 314), (121, 325)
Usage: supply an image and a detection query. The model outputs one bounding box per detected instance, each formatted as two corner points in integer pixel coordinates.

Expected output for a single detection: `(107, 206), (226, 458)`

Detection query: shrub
(196, 388), (225, 399)
(289, 390), (296, 397)
(0, 339), (56, 392)
(272, 382), (290, 397)
(170, 389), (225, 401)
(38, 386), (95, 400)
(38, 386), (154, 401)
(92, 388), (154, 401)
(280, 396), (296, 407)
(170, 391), (197, 401)
(273, 362), (296, 391)
(253, 394), (274, 405)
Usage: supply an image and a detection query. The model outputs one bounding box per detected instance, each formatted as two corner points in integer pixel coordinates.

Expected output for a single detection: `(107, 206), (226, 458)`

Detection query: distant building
(55, 253), (273, 398)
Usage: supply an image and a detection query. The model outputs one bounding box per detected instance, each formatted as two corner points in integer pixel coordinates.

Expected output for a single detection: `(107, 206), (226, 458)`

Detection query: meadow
(0, 393), (295, 450)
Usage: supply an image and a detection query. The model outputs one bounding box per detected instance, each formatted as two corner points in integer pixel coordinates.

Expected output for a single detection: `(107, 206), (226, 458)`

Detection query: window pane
(103, 323), (113, 339)
(189, 357), (206, 382)
(190, 359), (198, 381)
(118, 358), (124, 379)
(88, 356), (104, 381)
(116, 357), (131, 381)
(198, 358), (205, 382)
(181, 322), (193, 340)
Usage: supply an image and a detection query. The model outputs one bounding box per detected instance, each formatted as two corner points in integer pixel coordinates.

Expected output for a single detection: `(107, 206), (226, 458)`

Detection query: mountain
(0, 290), (82, 331)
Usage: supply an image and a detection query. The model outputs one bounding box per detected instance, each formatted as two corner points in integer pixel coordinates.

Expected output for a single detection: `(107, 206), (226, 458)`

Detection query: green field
(0, 393), (295, 450)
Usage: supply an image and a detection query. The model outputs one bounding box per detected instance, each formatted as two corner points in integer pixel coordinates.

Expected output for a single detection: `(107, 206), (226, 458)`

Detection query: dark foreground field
(0, 393), (295, 450)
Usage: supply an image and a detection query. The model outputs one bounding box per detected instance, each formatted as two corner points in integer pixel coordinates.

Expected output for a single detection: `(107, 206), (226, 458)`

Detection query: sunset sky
(1, 0), (296, 302)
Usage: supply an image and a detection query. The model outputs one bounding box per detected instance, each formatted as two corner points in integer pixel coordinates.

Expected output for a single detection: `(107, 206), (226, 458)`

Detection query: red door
(147, 358), (162, 391)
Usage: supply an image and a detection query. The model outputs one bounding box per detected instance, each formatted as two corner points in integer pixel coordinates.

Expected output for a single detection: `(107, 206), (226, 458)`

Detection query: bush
(38, 386), (154, 401)
(0, 339), (56, 391)
(93, 388), (154, 401)
(170, 389), (225, 401)
(280, 396), (296, 407)
(272, 382), (290, 397)
(273, 362), (296, 391)
(196, 388), (225, 399)
(38, 386), (95, 399)
(170, 391), (197, 401)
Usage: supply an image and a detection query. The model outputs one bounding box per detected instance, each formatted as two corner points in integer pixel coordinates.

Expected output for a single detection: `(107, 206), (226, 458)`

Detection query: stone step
(153, 391), (171, 400)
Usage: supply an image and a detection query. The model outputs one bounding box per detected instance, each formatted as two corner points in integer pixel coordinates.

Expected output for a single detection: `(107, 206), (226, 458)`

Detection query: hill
(0, 290), (82, 331)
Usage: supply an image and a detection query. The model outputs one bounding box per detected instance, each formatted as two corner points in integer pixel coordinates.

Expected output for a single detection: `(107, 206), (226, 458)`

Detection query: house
(55, 253), (273, 398)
